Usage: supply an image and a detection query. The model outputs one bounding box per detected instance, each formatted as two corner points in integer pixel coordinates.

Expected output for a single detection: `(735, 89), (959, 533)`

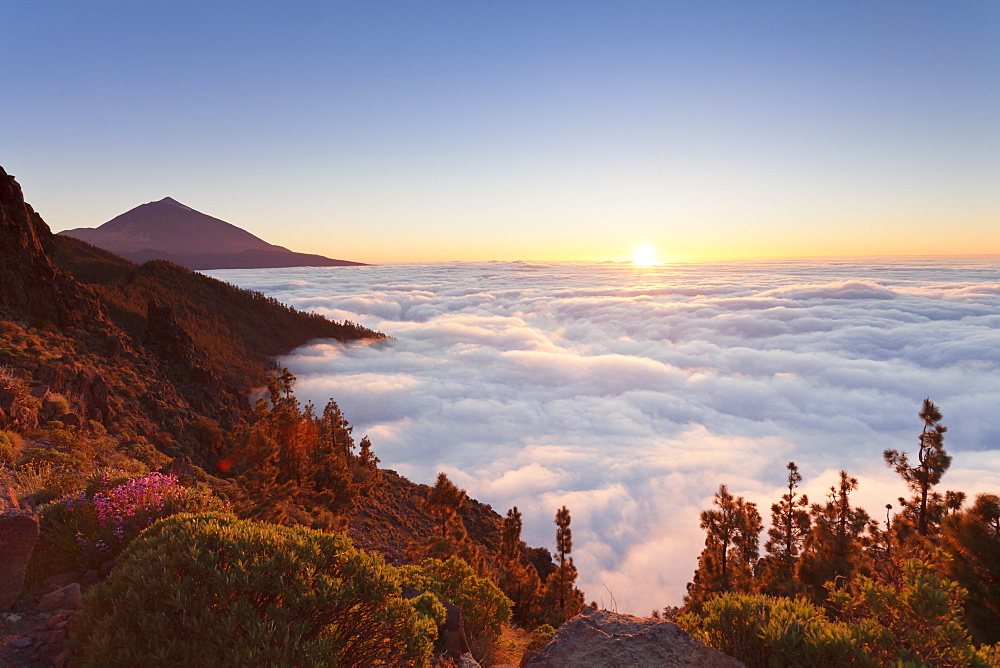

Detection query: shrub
(828, 557), (997, 667)
(71, 513), (438, 666)
(19, 426), (148, 478)
(677, 593), (867, 668)
(679, 565), (998, 668)
(42, 392), (71, 418)
(25, 468), (88, 506)
(0, 430), (23, 466)
(526, 624), (556, 652)
(401, 556), (513, 659)
(32, 471), (225, 576)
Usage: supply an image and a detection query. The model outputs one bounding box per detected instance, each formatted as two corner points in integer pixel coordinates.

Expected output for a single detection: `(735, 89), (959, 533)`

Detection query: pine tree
(425, 472), (466, 538)
(941, 493), (1000, 644)
(226, 370), (381, 527)
(796, 471), (873, 601)
(883, 398), (951, 537)
(685, 485), (762, 610)
(542, 506), (584, 626)
(421, 473), (482, 571)
(498, 507), (542, 627)
(759, 462), (810, 595)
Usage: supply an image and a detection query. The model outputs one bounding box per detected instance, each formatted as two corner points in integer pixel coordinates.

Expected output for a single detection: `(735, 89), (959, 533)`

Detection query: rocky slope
(2, 164), (521, 570)
(0, 168), (104, 329)
(0, 166), (556, 665)
(1, 167), (379, 442)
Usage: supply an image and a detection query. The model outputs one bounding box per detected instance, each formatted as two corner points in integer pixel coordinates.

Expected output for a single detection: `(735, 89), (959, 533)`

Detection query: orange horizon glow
(311, 244), (1000, 265)
(289, 229), (1000, 265)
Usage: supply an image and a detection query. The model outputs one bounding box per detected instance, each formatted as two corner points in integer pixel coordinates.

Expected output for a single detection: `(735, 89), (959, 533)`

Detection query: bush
(400, 556), (513, 659)
(32, 471), (225, 576)
(679, 568), (998, 668)
(0, 430), (23, 466)
(828, 557), (997, 667)
(42, 392), (71, 418)
(677, 593), (867, 668)
(71, 513), (438, 666)
(19, 426), (148, 478)
(526, 624), (556, 652)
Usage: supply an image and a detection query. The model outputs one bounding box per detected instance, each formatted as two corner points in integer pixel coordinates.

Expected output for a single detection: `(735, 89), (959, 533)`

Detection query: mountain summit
(60, 197), (365, 269)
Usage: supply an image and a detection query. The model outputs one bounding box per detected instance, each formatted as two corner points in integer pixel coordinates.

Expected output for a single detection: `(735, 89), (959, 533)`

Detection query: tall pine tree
(796, 470), (873, 601)
(498, 507), (542, 627)
(758, 461), (810, 595)
(421, 472), (482, 571)
(542, 506), (584, 626)
(884, 398), (951, 537)
(685, 484), (762, 610)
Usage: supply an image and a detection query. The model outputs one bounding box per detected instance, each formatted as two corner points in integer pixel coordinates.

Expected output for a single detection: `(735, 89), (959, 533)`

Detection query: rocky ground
(0, 579), (90, 667)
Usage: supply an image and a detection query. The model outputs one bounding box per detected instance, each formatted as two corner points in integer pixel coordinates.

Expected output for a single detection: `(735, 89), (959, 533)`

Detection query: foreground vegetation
(2, 167), (581, 663)
(674, 399), (1000, 665)
(0, 372), (585, 664)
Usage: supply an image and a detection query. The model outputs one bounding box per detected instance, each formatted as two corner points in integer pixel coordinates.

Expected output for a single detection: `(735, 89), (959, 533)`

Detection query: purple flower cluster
(64, 471), (207, 557)
(93, 472), (186, 545)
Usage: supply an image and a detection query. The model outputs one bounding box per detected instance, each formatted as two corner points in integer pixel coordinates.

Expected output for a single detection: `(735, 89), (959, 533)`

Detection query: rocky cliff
(0, 167), (376, 440)
(0, 167), (103, 327)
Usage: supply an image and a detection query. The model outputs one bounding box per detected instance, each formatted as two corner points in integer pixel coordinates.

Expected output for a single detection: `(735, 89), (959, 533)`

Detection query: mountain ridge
(60, 197), (365, 269)
(1, 163), (525, 588)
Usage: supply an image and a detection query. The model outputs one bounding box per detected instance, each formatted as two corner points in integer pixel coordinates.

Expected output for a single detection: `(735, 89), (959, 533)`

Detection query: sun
(631, 244), (659, 267)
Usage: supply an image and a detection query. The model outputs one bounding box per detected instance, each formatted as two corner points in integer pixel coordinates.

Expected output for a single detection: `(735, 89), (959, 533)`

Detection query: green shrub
(0, 430), (23, 466)
(19, 426), (147, 477)
(679, 570), (997, 668)
(526, 624), (556, 652)
(28, 468), (89, 506)
(677, 593), (867, 668)
(43, 392), (71, 417)
(72, 513), (438, 666)
(401, 556), (513, 659)
(828, 557), (998, 667)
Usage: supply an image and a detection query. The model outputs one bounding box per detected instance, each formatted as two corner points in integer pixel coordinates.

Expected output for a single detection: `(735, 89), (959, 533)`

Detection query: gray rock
(0, 509), (40, 610)
(525, 607), (744, 667)
(457, 652), (482, 667)
(34, 583), (82, 612)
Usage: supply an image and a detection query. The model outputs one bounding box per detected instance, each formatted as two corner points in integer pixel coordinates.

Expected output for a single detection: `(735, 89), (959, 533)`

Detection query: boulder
(457, 652), (482, 667)
(34, 583), (82, 613)
(524, 607), (744, 667)
(0, 508), (40, 610)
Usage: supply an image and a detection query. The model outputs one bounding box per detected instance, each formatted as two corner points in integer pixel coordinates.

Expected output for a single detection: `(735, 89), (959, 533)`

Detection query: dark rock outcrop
(523, 607), (744, 667)
(144, 300), (200, 364)
(0, 167), (105, 327)
(32, 583), (82, 614)
(0, 501), (39, 610)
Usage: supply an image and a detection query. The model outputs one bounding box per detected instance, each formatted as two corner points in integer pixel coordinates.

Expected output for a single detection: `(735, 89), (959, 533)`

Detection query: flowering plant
(36, 470), (226, 572)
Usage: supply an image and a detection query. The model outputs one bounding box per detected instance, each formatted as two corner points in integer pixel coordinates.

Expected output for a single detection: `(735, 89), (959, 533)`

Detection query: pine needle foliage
(884, 398), (952, 537)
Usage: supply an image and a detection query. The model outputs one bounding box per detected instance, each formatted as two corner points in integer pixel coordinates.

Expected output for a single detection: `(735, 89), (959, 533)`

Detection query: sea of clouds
(208, 257), (1000, 615)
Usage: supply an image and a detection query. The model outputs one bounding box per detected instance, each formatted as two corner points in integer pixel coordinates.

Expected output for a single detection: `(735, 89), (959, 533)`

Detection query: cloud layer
(209, 257), (1000, 614)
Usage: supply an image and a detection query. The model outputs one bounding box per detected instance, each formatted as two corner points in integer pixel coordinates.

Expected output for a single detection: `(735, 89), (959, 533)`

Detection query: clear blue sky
(3, 1), (998, 262)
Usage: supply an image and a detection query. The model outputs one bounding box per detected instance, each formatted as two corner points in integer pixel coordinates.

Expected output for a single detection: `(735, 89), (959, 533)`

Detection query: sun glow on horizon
(631, 244), (660, 267)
